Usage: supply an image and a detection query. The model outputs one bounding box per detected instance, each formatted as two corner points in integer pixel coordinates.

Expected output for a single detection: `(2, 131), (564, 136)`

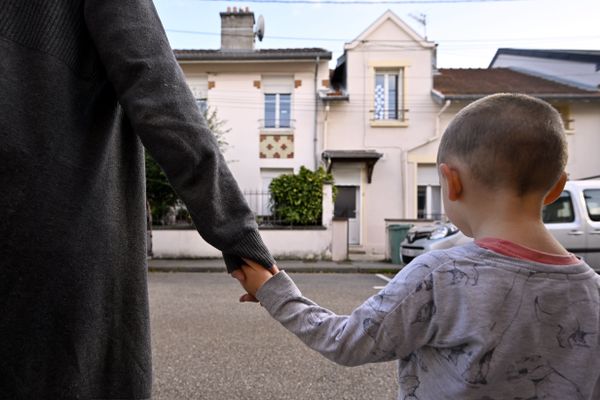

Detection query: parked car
(400, 180), (600, 271)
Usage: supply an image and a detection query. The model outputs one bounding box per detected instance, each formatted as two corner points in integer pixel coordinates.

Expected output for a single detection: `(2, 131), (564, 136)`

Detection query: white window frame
(264, 93), (291, 129)
(371, 67), (406, 126)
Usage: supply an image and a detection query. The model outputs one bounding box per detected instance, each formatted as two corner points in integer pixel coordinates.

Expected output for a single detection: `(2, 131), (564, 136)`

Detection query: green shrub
(269, 166), (334, 226)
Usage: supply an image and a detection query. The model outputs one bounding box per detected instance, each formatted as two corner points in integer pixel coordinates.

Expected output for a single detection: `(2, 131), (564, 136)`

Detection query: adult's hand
(231, 259), (280, 302)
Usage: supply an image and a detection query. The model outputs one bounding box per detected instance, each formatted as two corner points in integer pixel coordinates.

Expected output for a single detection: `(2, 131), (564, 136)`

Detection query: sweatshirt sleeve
(82, 0), (274, 272)
(256, 265), (437, 367)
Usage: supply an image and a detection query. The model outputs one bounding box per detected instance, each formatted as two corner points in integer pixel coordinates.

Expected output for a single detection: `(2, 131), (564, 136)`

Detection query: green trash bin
(388, 224), (413, 265)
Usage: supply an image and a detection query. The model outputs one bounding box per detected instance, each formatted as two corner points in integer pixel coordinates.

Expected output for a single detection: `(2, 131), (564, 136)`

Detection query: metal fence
(242, 189), (288, 227)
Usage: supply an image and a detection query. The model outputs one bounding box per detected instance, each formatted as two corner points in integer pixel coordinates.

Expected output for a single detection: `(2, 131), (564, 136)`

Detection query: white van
(400, 180), (600, 271)
(543, 180), (600, 269)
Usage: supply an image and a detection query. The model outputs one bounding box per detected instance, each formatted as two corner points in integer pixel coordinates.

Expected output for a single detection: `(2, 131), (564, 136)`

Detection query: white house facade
(175, 8), (331, 206)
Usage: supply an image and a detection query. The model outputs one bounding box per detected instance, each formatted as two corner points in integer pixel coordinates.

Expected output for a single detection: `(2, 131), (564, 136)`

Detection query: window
(374, 69), (404, 121)
(264, 93), (291, 128)
(196, 98), (207, 115)
(417, 185), (443, 220)
(543, 191), (575, 223)
(552, 104), (573, 131)
(584, 189), (600, 221)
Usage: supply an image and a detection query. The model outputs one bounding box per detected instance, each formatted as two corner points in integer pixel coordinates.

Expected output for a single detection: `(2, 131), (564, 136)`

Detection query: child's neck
(464, 190), (568, 256)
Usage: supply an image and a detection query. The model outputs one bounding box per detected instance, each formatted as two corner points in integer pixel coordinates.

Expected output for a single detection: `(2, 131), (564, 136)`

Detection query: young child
(233, 93), (600, 399)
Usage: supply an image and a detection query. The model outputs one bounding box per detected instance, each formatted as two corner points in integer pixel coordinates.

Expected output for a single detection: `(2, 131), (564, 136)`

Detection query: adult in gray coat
(0, 0), (274, 398)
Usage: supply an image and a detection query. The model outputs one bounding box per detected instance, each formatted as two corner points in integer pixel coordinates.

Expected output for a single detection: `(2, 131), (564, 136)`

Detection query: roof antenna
(409, 13), (427, 40)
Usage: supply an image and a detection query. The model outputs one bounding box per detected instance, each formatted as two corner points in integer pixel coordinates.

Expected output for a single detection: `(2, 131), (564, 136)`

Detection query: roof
(322, 150), (383, 183)
(432, 68), (600, 102)
(174, 48), (332, 62)
(318, 89), (349, 101)
(345, 10), (435, 51)
(322, 150), (383, 159)
(490, 48), (600, 67)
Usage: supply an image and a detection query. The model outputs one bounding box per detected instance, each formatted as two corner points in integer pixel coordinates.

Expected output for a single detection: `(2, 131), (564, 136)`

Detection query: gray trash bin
(388, 224), (413, 265)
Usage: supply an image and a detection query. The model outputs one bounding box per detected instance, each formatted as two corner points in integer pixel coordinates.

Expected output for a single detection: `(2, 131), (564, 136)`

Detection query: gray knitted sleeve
(83, 0), (274, 271)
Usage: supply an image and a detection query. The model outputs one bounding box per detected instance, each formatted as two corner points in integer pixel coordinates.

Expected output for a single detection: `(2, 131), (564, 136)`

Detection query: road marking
(373, 274), (392, 290)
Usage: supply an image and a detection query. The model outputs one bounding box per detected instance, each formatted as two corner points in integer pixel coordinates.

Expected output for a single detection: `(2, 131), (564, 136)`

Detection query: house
(152, 7), (335, 259)
(432, 68), (600, 181)
(175, 7), (332, 202)
(322, 10), (440, 257)
(324, 13), (600, 258)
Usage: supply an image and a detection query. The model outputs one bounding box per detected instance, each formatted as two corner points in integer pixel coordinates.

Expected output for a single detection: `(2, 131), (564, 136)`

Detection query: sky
(153, 0), (600, 69)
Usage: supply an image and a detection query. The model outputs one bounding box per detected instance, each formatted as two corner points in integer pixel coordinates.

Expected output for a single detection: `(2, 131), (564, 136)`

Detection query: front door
(334, 186), (360, 245)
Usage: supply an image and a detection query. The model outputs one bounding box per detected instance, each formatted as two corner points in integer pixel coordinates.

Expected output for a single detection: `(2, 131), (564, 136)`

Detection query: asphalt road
(149, 272), (398, 400)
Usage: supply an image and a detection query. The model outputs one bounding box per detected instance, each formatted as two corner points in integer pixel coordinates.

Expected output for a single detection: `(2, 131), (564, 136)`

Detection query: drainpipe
(402, 99), (451, 217)
(314, 56), (320, 170)
(323, 103), (330, 152)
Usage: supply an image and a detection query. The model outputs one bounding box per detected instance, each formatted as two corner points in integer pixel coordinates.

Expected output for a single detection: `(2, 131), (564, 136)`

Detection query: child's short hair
(437, 93), (568, 195)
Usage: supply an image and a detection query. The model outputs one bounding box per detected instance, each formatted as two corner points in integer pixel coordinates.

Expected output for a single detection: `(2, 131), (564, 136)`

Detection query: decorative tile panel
(260, 134), (294, 159)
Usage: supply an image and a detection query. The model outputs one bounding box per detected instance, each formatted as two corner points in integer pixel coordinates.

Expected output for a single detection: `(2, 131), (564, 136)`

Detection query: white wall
(152, 229), (332, 260)
(565, 103), (600, 179)
(180, 61), (330, 191)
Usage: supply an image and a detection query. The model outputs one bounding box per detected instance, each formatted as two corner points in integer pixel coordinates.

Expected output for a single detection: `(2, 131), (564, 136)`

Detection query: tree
(145, 107), (231, 225)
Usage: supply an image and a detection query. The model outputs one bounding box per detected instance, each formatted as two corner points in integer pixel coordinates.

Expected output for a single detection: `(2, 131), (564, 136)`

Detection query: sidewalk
(148, 258), (404, 274)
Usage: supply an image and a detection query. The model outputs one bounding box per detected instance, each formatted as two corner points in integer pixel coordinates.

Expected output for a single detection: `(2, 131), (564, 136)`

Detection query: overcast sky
(153, 0), (600, 68)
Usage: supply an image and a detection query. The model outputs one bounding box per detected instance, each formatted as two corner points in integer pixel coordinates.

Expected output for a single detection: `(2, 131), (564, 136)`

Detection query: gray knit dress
(0, 0), (274, 398)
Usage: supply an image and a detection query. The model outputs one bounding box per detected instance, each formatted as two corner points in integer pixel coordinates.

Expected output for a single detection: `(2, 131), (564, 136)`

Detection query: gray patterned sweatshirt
(257, 242), (600, 399)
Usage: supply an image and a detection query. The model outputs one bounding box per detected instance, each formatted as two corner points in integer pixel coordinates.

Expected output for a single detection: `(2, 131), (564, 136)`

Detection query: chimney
(220, 8), (255, 51)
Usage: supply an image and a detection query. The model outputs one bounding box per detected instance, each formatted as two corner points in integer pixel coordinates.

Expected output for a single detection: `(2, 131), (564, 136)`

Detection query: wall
(564, 102), (600, 179)
(151, 183), (335, 259)
(180, 60), (330, 191)
(152, 228), (332, 260)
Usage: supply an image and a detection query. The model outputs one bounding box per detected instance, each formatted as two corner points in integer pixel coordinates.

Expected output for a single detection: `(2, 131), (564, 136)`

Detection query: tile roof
(490, 48), (600, 66)
(433, 68), (600, 101)
(174, 48), (332, 61)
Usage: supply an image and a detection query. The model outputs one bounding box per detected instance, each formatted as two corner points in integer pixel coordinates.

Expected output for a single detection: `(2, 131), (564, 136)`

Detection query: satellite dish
(255, 15), (265, 42)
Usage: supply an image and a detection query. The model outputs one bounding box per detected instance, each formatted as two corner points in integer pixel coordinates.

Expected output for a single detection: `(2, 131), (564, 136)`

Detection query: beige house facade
(322, 10), (441, 256)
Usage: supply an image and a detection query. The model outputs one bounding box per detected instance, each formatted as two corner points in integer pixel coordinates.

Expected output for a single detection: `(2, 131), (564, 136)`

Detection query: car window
(583, 189), (600, 222)
(543, 191), (575, 223)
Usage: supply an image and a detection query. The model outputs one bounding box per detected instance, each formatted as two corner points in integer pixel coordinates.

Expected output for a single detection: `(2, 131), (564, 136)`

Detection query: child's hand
(232, 259), (280, 303)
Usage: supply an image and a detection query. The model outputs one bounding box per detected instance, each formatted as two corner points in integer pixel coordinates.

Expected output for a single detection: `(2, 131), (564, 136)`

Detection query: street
(149, 272), (398, 400)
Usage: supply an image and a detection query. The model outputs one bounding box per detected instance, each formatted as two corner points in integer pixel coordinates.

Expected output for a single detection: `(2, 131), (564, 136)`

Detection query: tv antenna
(409, 13), (427, 40)
(255, 15), (265, 41)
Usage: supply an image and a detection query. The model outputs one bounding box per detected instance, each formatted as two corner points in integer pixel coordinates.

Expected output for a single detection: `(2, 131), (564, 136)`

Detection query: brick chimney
(220, 7), (255, 51)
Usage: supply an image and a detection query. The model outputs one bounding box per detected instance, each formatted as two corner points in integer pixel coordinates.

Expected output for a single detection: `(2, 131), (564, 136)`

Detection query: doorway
(334, 186), (360, 245)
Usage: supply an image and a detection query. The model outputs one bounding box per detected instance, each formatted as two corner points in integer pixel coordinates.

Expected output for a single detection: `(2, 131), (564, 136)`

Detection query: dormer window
(374, 68), (405, 121)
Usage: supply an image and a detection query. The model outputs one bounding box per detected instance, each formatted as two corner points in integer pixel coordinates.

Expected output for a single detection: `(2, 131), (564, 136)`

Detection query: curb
(148, 262), (404, 274)
(148, 266), (403, 274)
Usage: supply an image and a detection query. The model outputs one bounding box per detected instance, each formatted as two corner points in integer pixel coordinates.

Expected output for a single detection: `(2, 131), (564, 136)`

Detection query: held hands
(231, 258), (280, 303)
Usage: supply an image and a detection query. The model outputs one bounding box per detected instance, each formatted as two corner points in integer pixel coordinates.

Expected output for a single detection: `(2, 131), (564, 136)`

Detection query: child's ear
(543, 171), (567, 206)
(439, 163), (463, 201)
